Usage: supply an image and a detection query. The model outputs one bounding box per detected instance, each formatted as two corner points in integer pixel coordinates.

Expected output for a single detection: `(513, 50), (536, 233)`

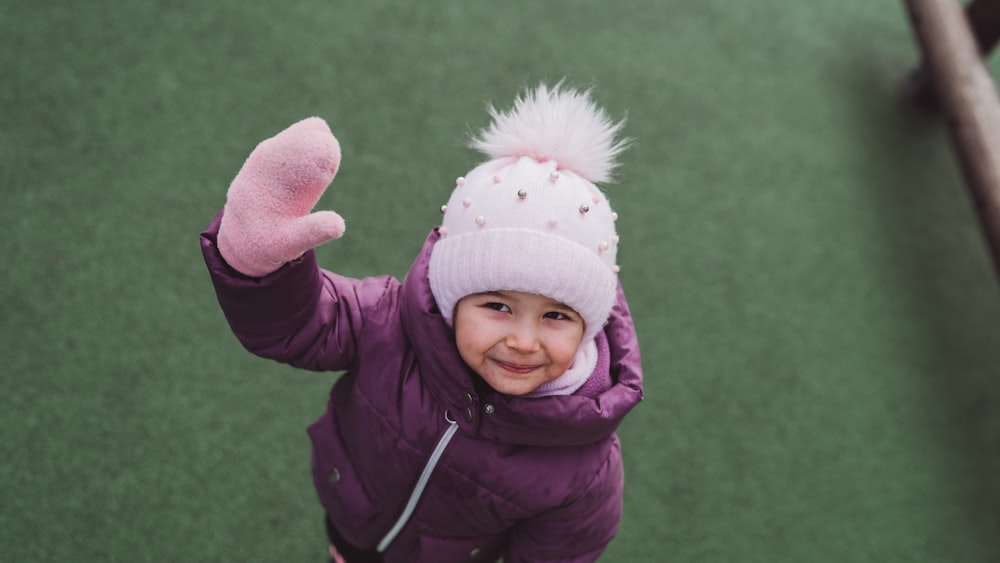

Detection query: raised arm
(200, 118), (392, 372)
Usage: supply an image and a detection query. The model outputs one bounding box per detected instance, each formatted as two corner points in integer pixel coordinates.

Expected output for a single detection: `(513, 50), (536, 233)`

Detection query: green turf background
(4, 1), (1000, 561)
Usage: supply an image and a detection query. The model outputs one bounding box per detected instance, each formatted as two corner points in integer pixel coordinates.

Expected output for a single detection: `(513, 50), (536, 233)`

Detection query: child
(201, 84), (644, 563)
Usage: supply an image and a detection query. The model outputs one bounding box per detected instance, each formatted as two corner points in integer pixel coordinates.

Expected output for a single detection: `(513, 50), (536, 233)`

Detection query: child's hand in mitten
(217, 117), (345, 277)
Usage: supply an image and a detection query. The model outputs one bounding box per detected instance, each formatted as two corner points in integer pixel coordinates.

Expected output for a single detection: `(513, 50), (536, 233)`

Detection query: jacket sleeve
(504, 438), (625, 563)
(200, 208), (395, 372)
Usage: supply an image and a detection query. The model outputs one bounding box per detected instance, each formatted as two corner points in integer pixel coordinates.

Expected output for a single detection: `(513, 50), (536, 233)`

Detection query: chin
(484, 375), (540, 397)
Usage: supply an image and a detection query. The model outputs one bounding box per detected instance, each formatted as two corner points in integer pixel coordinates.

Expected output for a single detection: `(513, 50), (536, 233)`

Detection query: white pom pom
(470, 83), (629, 184)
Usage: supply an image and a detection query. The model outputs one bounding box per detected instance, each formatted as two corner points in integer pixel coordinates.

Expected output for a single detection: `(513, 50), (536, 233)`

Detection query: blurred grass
(3, 1), (1000, 561)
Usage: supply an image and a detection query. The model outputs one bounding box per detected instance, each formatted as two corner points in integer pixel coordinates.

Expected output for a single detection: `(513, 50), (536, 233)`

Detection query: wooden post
(907, 0), (1000, 108)
(967, 0), (1000, 55)
(904, 0), (1000, 278)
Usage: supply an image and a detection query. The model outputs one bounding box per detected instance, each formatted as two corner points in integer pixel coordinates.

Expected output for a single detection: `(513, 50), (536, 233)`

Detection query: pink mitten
(329, 545), (347, 563)
(217, 117), (346, 277)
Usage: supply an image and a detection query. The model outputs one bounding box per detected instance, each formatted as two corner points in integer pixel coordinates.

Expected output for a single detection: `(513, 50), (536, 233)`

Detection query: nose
(504, 322), (540, 353)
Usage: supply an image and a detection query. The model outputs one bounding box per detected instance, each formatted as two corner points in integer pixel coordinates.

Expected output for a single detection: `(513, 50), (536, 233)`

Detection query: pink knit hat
(428, 84), (628, 343)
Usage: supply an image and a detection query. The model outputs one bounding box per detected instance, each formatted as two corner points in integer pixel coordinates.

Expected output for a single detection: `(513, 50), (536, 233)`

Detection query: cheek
(549, 333), (585, 368)
(453, 316), (489, 365)
(455, 332), (479, 363)
(453, 325), (475, 361)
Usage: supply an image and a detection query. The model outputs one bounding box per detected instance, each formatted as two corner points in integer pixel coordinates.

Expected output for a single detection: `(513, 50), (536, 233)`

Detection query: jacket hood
(399, 229), (643, 448)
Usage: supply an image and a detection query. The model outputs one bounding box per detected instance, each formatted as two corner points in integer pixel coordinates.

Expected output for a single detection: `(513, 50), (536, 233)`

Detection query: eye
(543, 311), (573, 321)
(483, 302), (511, 313)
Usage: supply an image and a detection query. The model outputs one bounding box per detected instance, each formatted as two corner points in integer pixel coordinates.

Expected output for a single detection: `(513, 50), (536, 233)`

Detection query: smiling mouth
(493, 359), (539, 375)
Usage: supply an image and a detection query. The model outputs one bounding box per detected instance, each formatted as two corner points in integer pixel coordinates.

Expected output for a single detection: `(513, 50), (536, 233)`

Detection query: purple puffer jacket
(201, 210), (643, 562)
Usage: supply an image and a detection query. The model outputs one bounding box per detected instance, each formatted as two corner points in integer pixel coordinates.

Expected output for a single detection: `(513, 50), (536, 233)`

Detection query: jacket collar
(399, 229), (643, 447)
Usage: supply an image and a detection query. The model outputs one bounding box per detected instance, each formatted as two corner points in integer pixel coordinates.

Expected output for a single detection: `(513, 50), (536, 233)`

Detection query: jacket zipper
(376, 412), (460, 552)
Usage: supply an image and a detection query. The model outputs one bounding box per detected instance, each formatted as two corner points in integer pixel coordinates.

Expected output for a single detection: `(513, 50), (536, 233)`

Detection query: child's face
(453, 290), (585, 396)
